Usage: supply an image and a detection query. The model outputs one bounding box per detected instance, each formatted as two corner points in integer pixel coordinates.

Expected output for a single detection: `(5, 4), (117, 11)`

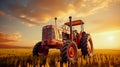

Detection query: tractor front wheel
(60, 41), (78, 62)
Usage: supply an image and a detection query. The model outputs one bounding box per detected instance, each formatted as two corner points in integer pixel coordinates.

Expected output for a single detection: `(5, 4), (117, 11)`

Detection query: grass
(0, 48), (120, 67)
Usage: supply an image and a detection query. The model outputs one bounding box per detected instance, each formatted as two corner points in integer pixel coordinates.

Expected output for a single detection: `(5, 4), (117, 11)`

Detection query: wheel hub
(68, 44), (77, 60)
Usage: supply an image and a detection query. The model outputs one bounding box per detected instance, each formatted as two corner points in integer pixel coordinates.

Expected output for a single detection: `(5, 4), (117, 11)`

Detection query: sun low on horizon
(0, 0), (120, 49)
(92, 30), (120, 49)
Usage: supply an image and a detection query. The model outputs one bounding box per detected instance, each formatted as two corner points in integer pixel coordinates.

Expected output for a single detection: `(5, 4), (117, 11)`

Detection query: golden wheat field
(0, 48), (120, 67)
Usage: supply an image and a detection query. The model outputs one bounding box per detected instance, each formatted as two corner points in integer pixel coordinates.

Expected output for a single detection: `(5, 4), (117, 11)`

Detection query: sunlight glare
(107, 35), (114, 41)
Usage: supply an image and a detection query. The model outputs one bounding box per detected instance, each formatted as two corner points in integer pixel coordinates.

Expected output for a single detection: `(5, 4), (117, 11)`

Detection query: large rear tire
(32, 42), (49, 56)
(60, 41), (78, 63)
(80, 33), (93, 56)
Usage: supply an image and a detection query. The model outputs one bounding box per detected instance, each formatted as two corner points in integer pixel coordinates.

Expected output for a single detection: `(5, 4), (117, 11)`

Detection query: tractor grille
(42, 27), (55, 40)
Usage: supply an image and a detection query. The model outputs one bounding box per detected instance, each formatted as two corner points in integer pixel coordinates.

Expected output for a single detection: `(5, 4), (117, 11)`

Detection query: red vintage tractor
(33, 16), (93, 62)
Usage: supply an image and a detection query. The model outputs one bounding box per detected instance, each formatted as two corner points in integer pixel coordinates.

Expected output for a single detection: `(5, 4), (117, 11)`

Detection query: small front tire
(32, 42), (49, 56)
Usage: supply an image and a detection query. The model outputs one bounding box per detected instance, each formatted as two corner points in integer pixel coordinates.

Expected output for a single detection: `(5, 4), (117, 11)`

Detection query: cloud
(86, 18), (120, 33)
(0, 10), (12, 18)
(0, 0), (119, 26)
(0, 11), (5, 15)
(0, 32), (21, 45)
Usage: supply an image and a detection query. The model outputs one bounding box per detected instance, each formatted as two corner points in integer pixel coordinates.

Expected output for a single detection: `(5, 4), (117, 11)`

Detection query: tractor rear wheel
(80, 33), (93, 56)
(33, 42), (49, 56)
(60, 41), (78, 62)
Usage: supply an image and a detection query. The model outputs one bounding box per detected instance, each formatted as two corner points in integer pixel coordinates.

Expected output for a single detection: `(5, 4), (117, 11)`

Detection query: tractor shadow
(37, 55), (79, 67)
(60, 60), (78, 67)
(40, 57), (78, 67)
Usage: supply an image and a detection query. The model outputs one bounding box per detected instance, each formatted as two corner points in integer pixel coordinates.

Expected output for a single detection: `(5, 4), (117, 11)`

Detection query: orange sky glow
(0, 0), (120, 49)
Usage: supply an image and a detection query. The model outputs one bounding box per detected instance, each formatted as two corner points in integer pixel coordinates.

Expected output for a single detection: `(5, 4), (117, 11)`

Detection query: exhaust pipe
(55, 17), (57, 27)
(69, 16), (73, 41)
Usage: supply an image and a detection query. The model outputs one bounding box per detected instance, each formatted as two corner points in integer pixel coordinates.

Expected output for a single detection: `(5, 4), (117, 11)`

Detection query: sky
(0, 0), (120, 49)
